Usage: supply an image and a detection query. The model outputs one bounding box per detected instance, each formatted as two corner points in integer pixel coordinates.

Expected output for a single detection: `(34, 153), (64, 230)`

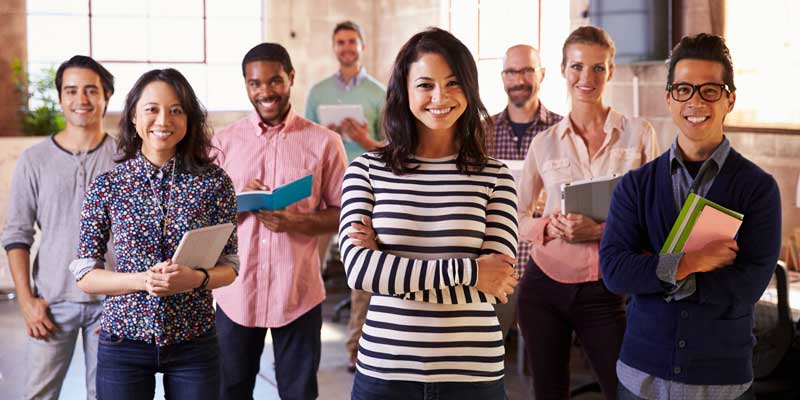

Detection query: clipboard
(172, 222), (235, 269)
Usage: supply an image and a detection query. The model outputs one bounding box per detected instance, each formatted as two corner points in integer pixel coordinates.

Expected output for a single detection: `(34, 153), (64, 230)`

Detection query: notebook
(172, 222), (235, 269)
(236, 175), (313, 213)
(661, 193), (744, 254)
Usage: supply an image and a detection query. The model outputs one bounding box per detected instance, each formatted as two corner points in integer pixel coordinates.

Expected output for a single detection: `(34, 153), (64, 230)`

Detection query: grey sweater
(2, 135), (117, 303)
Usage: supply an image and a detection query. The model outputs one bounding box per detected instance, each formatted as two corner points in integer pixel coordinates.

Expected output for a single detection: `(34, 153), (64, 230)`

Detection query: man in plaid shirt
(490, 44), (562, 339)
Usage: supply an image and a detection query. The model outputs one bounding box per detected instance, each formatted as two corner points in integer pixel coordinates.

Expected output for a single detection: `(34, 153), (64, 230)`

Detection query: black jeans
(351, 370), (506, 400)
(517, 259), (626, 400)
(216, 304), (322, 400)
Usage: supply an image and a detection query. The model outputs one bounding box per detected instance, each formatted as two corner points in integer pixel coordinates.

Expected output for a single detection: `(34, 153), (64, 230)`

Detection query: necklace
(146, 158), (177, 237)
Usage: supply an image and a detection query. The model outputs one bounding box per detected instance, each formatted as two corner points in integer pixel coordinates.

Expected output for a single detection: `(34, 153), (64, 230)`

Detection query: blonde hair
(561, 26), (616, 67)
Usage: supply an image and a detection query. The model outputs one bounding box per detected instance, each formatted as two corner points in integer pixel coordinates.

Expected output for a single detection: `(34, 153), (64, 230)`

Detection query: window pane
(478, 59), (506, 115)
(27, 0), (87, 15)
(207, 0), (261, 17)
(726, 0), (800, 128)
(449, 0), (479, 57)
(148, 0), (204, 17)
(92, 17), (148, 61)
(207, 65), (251, 110)
(479, 0), (538, 59)
(103, 63), (153, 112)
(148, 17), (205, 62)
(174, 64), (209, 108)
(27, 15), (89, 63)
(207, 18), (262, 64)
(90, 0), (146, 17)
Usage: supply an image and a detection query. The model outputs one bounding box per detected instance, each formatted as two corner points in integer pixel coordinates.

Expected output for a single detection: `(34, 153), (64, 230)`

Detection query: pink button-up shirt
(518, 108), (660, 283)
(211, 110), (348, 327)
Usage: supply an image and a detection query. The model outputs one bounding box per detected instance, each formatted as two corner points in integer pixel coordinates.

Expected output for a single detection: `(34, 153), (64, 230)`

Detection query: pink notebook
(683, 205), (743, 252)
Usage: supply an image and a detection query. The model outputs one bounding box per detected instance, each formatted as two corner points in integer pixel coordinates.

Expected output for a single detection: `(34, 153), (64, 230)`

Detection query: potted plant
(11, 58), (65, 136)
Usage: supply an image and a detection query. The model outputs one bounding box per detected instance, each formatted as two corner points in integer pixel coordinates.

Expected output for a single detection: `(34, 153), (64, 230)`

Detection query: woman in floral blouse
(69, 68), (238, 400)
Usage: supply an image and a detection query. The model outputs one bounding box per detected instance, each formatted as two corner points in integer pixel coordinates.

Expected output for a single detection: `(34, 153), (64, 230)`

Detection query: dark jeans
(95, 329), (220, 400)
(517, 259), (626, 400)
(216, 304), (322, 400)
(617, 382), (756, 400)
(351, 370), (506, 400)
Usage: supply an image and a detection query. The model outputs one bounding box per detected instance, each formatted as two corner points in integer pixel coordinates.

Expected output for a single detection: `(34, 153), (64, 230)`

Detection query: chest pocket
(609, 147), (642, 175)
(540, 158), (571, 187)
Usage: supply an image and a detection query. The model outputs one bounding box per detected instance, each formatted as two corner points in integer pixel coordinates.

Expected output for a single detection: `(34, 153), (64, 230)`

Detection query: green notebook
(661, 193), (744, 254)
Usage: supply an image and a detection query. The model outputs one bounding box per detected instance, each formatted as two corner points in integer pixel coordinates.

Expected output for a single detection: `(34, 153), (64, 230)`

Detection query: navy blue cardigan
(599, 148), (781, 385)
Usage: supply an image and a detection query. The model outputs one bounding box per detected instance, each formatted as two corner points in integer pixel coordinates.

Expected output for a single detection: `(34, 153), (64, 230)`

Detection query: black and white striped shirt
(339, 153), (518, 382)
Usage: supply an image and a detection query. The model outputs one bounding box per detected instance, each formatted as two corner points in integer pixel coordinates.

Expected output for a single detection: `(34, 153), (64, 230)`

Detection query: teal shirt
(305, 69), (386, 161)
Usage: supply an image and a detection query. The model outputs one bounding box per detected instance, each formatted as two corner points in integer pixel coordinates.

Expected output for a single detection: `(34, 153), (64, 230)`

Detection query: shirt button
(680, 310), (689, 319)
(261, 239), (267, 244)
(678, 340), (686, 348)
(673, 366), (682, 374)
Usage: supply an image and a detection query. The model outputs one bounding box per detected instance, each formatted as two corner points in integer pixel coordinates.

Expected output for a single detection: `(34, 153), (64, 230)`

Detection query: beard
(506, 84), (533, 108)
(337, 51), (360, 67)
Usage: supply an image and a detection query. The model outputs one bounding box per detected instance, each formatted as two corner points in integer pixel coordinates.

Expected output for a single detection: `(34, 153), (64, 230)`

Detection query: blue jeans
(26, 300), (102, 400)
(351, 370), (506, 400)
(95, 329), (219, 400)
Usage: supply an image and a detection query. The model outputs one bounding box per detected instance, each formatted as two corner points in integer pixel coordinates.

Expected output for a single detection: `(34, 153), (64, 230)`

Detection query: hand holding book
(662, 193), (744, 279)
(676, 239), (739, 280)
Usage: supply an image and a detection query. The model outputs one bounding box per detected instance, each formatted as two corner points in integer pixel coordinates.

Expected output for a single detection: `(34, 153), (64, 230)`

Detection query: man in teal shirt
(305, 20), (386, 161)
(305, 20), (385, 373)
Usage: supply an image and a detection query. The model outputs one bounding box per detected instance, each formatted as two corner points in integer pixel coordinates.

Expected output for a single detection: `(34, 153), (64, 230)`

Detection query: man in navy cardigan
(600, 33), (781, 400)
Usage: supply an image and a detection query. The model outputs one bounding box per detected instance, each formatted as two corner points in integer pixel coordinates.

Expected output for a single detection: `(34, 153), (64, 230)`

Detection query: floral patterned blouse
(71, 154), (238, 346)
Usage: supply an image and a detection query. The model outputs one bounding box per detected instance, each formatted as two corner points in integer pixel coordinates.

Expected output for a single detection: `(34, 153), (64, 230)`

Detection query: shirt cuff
(69, 258), (105, 282)
(520, 216), (549, 245)
(216, 254), (240, 274)
(657, 252), (697, 301)
(462, 258), (478, 286)
(656, 252), (683, 286)
(3, 242), (31, 252)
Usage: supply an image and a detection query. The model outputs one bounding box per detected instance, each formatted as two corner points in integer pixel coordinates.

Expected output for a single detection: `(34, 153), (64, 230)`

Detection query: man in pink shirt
(211, 43), (348, 400)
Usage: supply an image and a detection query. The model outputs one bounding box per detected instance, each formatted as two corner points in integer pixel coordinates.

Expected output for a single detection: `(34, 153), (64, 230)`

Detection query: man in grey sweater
(1, 55), (117, 400)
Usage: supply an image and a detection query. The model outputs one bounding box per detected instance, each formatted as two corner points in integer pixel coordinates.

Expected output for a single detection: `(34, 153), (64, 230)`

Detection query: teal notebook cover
(236, 175), (313, 212)
(660, 192), (744, 254)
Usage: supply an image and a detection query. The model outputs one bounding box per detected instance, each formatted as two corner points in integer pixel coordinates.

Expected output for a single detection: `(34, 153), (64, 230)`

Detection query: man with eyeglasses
(490, 44), (562, 339)
(600, 33), (781, 400)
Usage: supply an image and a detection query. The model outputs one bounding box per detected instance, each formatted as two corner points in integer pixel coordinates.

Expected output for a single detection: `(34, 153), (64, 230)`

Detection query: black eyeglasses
(501, 67), (539, 79)
(667, 82), (731, 102)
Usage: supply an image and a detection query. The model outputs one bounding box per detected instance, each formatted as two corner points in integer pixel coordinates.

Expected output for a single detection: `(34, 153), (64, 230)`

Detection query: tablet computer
(172, 222), (235, 269)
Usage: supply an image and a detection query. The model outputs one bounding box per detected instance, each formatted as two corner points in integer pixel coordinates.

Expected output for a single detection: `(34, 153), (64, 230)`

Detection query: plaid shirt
(489, 103), (562, 269)
(489, 103), (562, 160)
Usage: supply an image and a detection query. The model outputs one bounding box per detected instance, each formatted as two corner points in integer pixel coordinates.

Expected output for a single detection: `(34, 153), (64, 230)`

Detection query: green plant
(11, 58), (66, 136)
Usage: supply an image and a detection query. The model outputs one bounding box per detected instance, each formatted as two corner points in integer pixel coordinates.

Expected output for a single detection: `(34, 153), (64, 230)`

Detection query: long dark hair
(116, 68), (215, 175)
(379, 27), (490, 175)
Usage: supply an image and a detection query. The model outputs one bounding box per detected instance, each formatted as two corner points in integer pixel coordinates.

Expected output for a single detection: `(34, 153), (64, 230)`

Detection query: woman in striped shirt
(339, 28), (519, 400)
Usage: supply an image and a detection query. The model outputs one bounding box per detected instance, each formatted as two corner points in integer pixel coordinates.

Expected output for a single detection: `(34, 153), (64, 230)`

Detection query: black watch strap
(194, 268), (210, 291)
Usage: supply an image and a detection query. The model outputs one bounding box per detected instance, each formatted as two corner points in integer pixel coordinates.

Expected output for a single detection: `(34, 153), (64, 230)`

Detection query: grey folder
(560, 175), (622, 222)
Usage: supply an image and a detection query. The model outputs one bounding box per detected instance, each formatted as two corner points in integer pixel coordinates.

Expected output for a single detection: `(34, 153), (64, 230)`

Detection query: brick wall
(0, 0), (26, 137)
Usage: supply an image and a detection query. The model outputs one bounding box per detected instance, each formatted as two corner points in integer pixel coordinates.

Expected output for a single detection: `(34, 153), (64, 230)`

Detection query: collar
(134, 152), (178, 178)
(335, 67), (368, 91)
(497, 102), (556, 128)
(557, 107), (624, 140)
(669, 135), (731, 172)
(247, 107), (298, 137)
